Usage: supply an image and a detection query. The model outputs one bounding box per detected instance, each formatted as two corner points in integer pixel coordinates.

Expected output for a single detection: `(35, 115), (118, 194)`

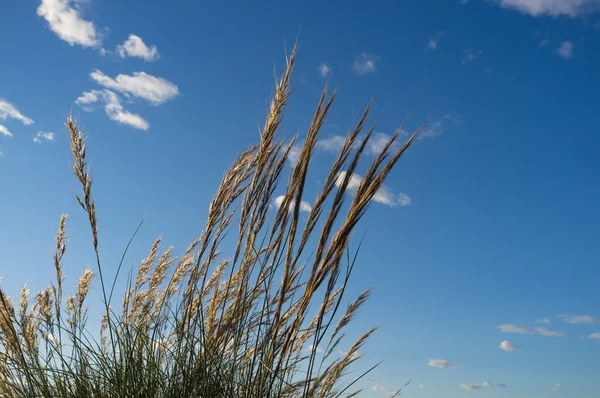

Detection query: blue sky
(1, 0), (600, 396)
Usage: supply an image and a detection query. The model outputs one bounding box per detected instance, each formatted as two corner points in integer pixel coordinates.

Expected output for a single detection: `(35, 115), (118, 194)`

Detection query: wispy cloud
(76, 89), (150, 131)
(482, 382), (493, 388)
(116, 34), (160, 61)
(90, 70), (179, 105)
(37, 0), (101, 48)
(492, 0), (600, 17)
(460, 384), (483, 390)
(428, 359), (456, 368)
(353, 53), (381, 75)
(273, 195), (312, 213)
(336, 171), (412, 207)
(0, 99), (34, 126)
(552, 384), (561, 391)
(589, 333), (600, 340)
(318, 63), (331, 78)
(421, 113), (462, 139)
(0, 125), (12, 137)
(317, 132), (402, 156)
(499, 340), (521, 352)
(498, 324), (565, 337)
(372, 384), (385, 391)
(428, 31), (447, 50)
(462, 49), (482, 64)
(556, 41), (574, 59)
(287, 144), (302, 167)
(536, 317), (551, 324)
(497, 384), (508, 388)
(564, 315), (600, 324)
(419, 384), (425, 389)
(33, 131), (55, 143)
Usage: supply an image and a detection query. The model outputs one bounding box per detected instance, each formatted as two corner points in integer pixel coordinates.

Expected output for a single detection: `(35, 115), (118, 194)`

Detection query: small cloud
(462, 49), (482, 64)
(420, 113), (461, 139)
(76, 89), (150, 131)
(482, 382), (493, 388)
(287, 144), (302, 167)
(353, 53), (381, 75)
(536, 317), (551, 324)
(564, 315), (600, 324)
(317, 132), (403, 156)
(497, 384), (508, 388)
(274, 195), (312, 213)
(428, 358), (456, 368)
(116, 34), (160, 61)
(37, 0), (102, 48)
(0, 98), (34, 125)
(419, 384), (425, 389)
(556, 41), (574, 59)
(552, 384), (560, 391)
(305, 344), (323, 353)
(338, 349), (362, 360)
(372, 384), (385, 391)
(90, 69), (179, 105)
(336, 171), (412, 207)
(428, 31), (447, 51)
(499, 340), (521, 352)
(539, 39), (550, 48)
(0, 125), (12, 137)
(460, 384), (483, 390)
(589, 333), (600, 340)
(498, 324), (565, 337)
(460, 0), (470, 4)
(33, 131), (55, 143)
(492, 0), (600, 18)
(318, 63), (331, 78)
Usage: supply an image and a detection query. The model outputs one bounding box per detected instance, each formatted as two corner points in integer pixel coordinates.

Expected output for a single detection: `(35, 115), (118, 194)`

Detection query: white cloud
(589, 333), (600, 340)
(462, 49), (483, 64)
(497, 384), (508, 388)
(460, 0), (470, 4)
(536, 317), (551, 324)
(353, 53), (381, 75)
(428, 358), (456, 368)
(421, 113), (461, 139)
(287, 144), (302, 167)
(372, 384), (385, 391)
(318, 63), (331, 78)
(116, 34), (160, 61)
(552, 384), (561, 391)
(90, 70), (179, 105)
(76, 89), (150, 131)
(274, 195), (312, 213)
(499, 340), (521, 352)
(0, 125), (12, 137)
(0, 99), (34, 125)
(37, 0), (101, 48)
(419, 384), (425, 389)
(428, 31), (447, 50)
(317, 132), (402, 156)
(556, 41), (574, 58)
(539, 39), (550, 48)
(336, 171), (412, 207)
(498, 324), (565, 337)
(564, 315), (600, 324)
(338, 349), (362, 360)
(460, 384), (483, 390)
(33, 131), (55, 143)
(493, 0), (600, 17)
(482, 382), (493, 388)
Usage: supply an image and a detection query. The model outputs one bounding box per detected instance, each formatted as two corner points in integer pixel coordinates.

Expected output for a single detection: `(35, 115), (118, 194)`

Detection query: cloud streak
(0, 99), (34, 126)
(353, 53), (381, 75)
(428, 359), (456, 368)
(493, 0), (600, 17)
(498, 324), (565, 337)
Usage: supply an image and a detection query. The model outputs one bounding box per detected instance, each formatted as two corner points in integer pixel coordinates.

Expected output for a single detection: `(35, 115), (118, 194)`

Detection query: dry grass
(0, 46), (419, 398)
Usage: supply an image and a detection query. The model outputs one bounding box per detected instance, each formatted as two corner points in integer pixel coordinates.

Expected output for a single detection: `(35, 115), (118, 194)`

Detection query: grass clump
(0, 47), (418, 398)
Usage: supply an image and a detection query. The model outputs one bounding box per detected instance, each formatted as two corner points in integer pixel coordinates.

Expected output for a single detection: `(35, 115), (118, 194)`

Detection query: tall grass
(0, 47), (419, 397)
